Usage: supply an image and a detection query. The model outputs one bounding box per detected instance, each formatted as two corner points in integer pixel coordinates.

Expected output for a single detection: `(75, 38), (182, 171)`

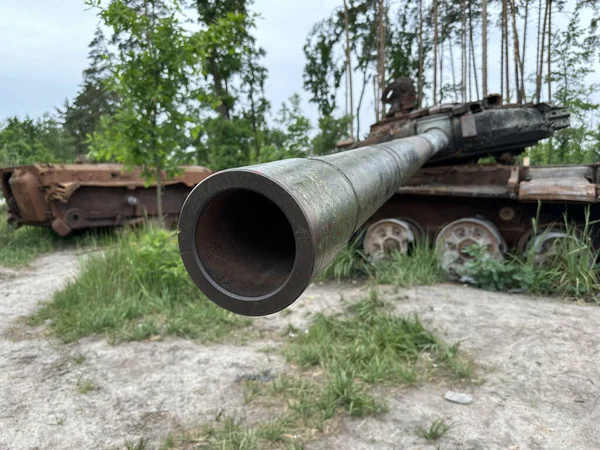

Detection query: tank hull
(0, 163), (212, 236)
(363, 162), (600, 255)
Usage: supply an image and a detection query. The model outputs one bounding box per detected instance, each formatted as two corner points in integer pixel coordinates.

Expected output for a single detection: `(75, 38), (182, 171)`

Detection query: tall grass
(320, 209), (600, 302)
(318, 237), (445, 288)
(286, 290), (471, 384)
(371, 241), (445, 287)
(29, 227), (250, 342)
(463, 209), (600, 301)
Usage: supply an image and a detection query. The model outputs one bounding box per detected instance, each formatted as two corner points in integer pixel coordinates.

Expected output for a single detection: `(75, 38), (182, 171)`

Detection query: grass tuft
(420, 418), (452, 441)
(285, 290), (468, 385)
(28, 227), (250, 343)
(318, 236), (444, 288)
(371, 241), (445, 287)
(316, 235), (369, 282)
(462, 211), (600, 301)
(76, 377), (97, 394)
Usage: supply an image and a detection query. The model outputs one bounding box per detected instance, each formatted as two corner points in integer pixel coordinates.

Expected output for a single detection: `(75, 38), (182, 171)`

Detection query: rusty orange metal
(0, 163), (212, 236)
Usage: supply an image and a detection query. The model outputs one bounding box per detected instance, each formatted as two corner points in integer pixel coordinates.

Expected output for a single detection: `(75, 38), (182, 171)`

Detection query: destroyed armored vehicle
(0, 163), (212, 236)
(339, 82), (596, 276)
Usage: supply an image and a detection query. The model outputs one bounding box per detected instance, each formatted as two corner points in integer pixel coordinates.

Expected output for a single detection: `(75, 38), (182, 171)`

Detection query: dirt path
(1, 254), (600, 449)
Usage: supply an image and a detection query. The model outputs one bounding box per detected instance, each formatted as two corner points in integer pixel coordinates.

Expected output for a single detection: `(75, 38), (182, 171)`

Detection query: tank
(177, 94), (568, 316)
(344, 80), (597, 278)
(0, 163), (212, 236)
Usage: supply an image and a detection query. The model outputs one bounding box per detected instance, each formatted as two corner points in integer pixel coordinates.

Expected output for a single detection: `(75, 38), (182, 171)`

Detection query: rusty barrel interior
(194, 189), (296, 297)
(178, 169), (317, 316)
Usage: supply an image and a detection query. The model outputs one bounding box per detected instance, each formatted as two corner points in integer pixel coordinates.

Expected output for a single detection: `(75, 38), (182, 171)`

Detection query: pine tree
(58, 27), (118, 155)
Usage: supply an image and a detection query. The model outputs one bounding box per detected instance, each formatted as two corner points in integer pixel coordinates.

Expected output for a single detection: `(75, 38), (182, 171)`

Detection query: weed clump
(420, 418), (452, 441)
(318, 235), (444, 288)
(29, 227), (250, 342)
(462, 215), (600, 301)
(286, 290), (470, 384)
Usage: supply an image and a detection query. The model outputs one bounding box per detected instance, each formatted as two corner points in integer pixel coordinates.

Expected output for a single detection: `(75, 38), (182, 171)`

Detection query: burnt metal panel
(0, 163), (213, 235)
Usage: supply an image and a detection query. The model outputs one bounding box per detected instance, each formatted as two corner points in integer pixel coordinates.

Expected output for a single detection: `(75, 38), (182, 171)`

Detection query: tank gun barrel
(178, 99), (570, 316)
(178, 128), (449, 316)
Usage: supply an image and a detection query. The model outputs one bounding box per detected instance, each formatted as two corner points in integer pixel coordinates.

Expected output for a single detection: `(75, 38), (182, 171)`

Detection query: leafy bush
(461, 245), (534, 292)
(461, 215), (600, 301)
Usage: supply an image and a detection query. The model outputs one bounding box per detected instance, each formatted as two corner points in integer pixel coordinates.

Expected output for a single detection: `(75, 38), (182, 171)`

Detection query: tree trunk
(418, 0), (424, 107)
(501, 3), (504, 101)
(439, 32), (444, 102)
(536, 0), (549, 103)
(343, 0), (354, 139)
(433, 0), (438, 104)
(373, 74), (379, 121)
(449, 40), (458, 102)
(547, 0), (552, 101)
(482, 0), (488, 96)
(503, 0), (510, 103)
(356, 69), (369, 140)
(155, 157), (163, 225)
(147, 0), (163, 225)
(461, 0), (467, 102)
(378, 0), (386, 119)
(521, 0), (529, 102)
(535, 0), (542, 95)
(509, 0), (523, 104)
(469, 2), (479, 100)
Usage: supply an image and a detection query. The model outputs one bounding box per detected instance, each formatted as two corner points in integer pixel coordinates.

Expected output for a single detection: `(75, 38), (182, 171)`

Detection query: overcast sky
(1, 0), (598, 133)
(0, 0), (341, 126)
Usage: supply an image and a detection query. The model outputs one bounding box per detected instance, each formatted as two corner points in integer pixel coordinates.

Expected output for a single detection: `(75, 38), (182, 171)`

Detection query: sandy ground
(1, 253), (600, 450)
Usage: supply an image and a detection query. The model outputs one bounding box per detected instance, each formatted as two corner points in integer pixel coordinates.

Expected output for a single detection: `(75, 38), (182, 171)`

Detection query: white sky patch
(0, 0), (598, 136)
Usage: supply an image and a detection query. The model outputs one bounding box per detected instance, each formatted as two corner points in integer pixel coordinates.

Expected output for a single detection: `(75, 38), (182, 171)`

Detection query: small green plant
(29, 227), (250, 343)
(242, 381), (262, 404)
(53, 413), (67, 426)
(372, 241), (445, 287)
(125, 438), (147, 450)
(256, 417), (289, 443)
(199, 417), (259, 450)
(73, 352), (86, 365)
(420, 418), (452, 441)
(77, 377), (97, 394)
(322, 365), (384, 417)
(461, 245), (534, 292)
(461, 208), (600, 301)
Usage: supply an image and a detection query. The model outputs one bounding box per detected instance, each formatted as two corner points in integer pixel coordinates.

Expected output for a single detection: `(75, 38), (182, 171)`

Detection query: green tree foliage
(527, 9), (600, 164)
(87, 0), (200, 219)
(192, 0), (271, 168)
(257, 94), (311, 163)
(312, 114), (351, 156)
(58, 27), (118, 156)
(0, 115), (77, 166)
(303, 17), (344, 118)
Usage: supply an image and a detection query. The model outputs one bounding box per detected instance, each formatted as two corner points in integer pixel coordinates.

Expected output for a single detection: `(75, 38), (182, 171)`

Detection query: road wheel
(435, 217), (506, 278)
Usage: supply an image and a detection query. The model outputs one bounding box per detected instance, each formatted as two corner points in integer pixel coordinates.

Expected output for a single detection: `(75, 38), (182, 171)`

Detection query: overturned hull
(0, 163), (212, 236)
